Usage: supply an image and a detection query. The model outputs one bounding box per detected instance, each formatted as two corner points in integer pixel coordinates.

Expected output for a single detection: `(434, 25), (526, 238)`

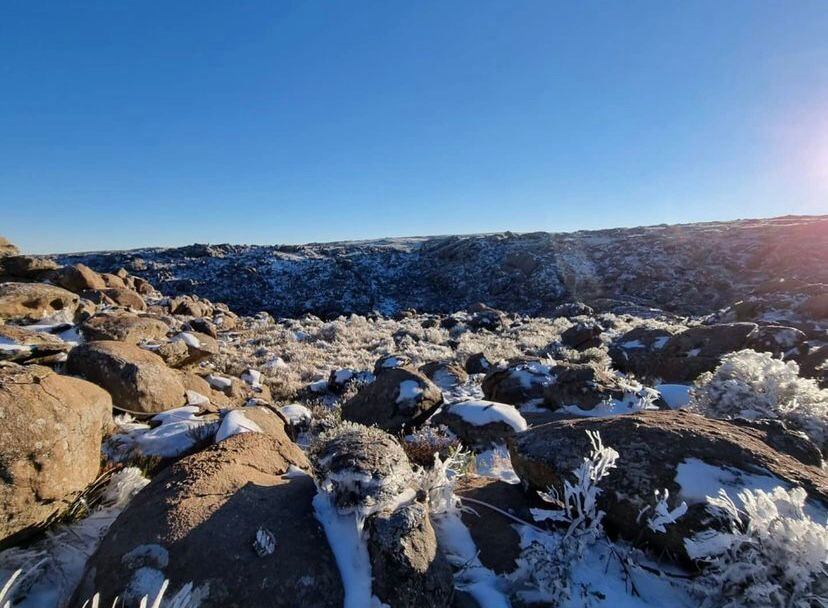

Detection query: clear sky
(1, 1), (827, 253)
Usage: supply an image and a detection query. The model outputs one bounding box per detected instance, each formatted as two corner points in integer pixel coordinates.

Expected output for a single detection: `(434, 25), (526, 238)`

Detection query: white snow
(621, 339), (645, 349)
(655, 384), (691, 409)
(309, 379), (329, 393)
(560, 393), (660, 418)
(333, 368), (354, 384)
(653, 336), (669, 349)
(215, 410), (262, 443)
(447, 400), (528, 432)
(185, 390), (211, 406)
(432, 511), (509, 608)
(396, 380), (424, 403)
(474, 445), (520, 484)
(0, 468), (149, 608)
(241, 368), (262, 388)
(207, 374), (233, 390)
(279, 403), (312, 426)
(672, 458), (828, 522)
(172, 332), (201, 348)
(312, 491), (376, 608)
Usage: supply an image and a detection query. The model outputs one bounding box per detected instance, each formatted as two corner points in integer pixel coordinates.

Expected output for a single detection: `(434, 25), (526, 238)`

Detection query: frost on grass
(0, 468), (149, 608)
(686, 486), (828, 608)
(212, 313), (571, 401)
(692, 349), (828, 450)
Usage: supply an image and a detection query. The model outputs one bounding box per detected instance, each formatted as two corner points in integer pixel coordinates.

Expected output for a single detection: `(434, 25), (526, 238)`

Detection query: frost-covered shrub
(512, 431), (619, 604)
(532, 430), (619, 541)
(403, 424), (461, 468)
(686, 486), (828, 608)
(692, 350), (828, 450)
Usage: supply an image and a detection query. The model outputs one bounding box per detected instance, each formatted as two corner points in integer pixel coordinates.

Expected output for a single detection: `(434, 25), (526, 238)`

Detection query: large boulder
(53, 263), (107, 293)
(560, 321), (603, 350)
(342, 368), (443, 433)
(99, 288), (147, 311)
(73, 432), (338, 607)
(0, 255), (59, 280)
(169, 295), (213, 318)
(0, 365), (112, 547)
(658, 323), (757, 382)
(0, 282), (80, 324)
(80, 312), (170, 344)
(508, 410), (828, 563)
(310, 423), (414, 515)
(366, 501), (453, 608)
(796, 343), (828, 388)
(0, 325), (72, 363)
(745, 324), (807, 357)
(799, 293), (828, 320)
(481, 359), (554, 407)
(431, 400), (527, 449)
(467, 303), (507, 331)
(542, 362), (654, 411)
(67, 341), (186, 414)
(464, 352), (492, 375)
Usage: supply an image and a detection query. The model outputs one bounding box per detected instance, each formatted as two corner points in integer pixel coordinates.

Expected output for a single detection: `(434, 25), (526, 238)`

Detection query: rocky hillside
(56, 215), (828, 319)
(1, 225), (827, 608)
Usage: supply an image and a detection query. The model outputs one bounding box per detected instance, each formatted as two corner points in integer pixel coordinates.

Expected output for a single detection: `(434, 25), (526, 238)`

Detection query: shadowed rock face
(73, 432), (330, 608)
(55, 215), (828, 319)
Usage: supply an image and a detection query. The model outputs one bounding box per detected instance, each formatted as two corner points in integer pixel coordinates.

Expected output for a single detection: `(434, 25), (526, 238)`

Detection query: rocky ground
(0, 218), (826, 608)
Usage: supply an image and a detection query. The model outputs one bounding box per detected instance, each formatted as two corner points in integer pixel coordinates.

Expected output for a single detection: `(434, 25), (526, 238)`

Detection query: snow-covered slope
(56, 215), (828, 318)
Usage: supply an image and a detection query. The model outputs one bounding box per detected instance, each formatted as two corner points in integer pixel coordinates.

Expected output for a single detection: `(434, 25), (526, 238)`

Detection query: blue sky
(1, 1), (826, 253)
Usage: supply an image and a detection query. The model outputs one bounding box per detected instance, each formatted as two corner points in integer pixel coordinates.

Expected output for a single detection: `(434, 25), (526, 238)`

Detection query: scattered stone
(0, 255), (59, 279)
(481, 359), (554, 406)
(374, 353), (413, 373)
(0, 325), (72, 363)
(342, 367), (443, 433)
(80, 312), (170, 344)
(309, 423), (414, 515)
(560, 321), (603, 350)
(53, 263), (107, 293)
(367, 501), (453, 607)
(464, 352), (491, 374)
(431, 400), (527, 449)
(0, 236), (19, 258)
(67, 340), (186, 414)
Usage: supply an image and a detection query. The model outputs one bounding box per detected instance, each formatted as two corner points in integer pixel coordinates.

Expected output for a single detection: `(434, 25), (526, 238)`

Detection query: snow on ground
(655, 384), (692, 409)
(312, 492), (389, 608)
(432, 511), (510, 608)
(474, 445), (520, 484)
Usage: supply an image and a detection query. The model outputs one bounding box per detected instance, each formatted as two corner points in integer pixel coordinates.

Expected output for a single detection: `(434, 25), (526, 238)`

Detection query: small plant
(686, 486), (828, 608)
(403, 424), (461, 467)
(532, 430), (619, 542)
